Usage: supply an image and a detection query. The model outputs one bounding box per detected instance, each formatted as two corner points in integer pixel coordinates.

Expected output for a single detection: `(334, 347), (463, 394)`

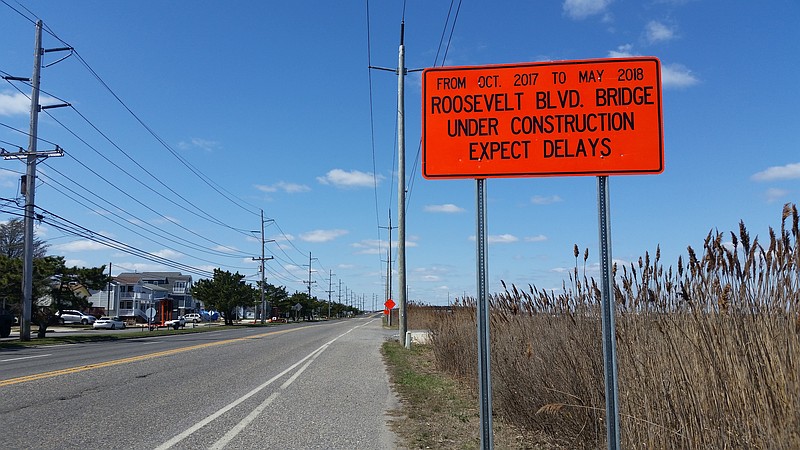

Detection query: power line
(6, 10), (263, 218)
(36, 206), (215, 278)
(68, 48), (263, 219)
(36, 169), (254, 268)
(407, 0), (463, 209)
(2, 8), (340, 290)
(3, 69), (257, 237)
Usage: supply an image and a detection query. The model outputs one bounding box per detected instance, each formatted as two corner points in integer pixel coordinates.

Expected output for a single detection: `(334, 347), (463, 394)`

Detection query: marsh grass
(415, 203), (800, 449)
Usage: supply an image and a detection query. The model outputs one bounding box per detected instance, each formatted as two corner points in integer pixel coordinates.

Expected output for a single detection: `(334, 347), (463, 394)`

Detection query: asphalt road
(0, 316), (401, 449)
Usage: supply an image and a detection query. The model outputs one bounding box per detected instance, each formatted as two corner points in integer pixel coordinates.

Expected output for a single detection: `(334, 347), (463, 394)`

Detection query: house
(87, 272), (195, 324)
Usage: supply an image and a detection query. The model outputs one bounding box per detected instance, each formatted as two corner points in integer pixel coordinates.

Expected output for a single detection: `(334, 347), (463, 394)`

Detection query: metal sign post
(475, 178), (494, 449)
(421, 57), (664, 449)
(597, 175), (620, 449)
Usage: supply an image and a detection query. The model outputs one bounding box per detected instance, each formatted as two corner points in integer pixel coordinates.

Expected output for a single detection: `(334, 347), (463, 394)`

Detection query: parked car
(58, 310), (96, 325)
(93, 316), (126, 330)
(184, 313), (203, 323)
(164, 316), (186, 330)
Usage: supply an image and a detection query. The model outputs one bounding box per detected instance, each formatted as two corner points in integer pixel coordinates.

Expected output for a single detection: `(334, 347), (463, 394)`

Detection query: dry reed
(416, 203), (800, 449)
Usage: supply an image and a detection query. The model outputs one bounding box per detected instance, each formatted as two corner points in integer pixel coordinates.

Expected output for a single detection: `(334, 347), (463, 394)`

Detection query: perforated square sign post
(422, 57), (664, 450)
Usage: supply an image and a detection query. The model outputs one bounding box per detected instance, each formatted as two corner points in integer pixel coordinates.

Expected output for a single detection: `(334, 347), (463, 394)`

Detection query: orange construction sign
(384, 299), (396, 310)
(421, 57), (663, 179)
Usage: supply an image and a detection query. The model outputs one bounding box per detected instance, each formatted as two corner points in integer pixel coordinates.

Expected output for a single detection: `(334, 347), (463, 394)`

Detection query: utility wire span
(365, 0), (385, 269)
(407, 0), (463, 210)
(36, 206), (215, 278)
(8, 41), (286, 278)
(2, 6), (333, 291)
(36, 168), (253, 266)
(40, 109), (252, 254)
(16, 11), (265, 219)
(2, 70), (256, 238)
(364, 0), (466, 287)
(68, 49), (262, 218)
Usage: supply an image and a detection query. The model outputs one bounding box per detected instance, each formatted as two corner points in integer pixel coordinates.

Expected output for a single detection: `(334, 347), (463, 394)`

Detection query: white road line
(154, 322), (367, 450)
(209, 345), (328, 450)
(0, 354), (52, 363)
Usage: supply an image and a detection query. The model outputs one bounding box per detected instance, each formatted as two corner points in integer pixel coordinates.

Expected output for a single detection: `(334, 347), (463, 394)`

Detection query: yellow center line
(0, 327), (299, 387)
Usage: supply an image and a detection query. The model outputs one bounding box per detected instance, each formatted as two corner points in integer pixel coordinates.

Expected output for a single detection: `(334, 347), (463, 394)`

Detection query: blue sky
(1, 1), (798, 308)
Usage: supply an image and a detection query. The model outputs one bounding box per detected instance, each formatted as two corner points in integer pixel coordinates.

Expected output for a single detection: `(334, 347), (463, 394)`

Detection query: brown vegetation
(412, 203), (800, 449)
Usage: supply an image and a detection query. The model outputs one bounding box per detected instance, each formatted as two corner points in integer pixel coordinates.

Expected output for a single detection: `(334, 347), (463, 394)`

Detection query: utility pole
(252, 210), (273, 324)
(303, 252), (317, 300)
(396, 21), (409, 346)
(370, 21), (420, 346)
(325, 270), (335, 318)
(2, 20), (68, 341)
(380, 209), (394, 324)
(338, 279), (342, 318)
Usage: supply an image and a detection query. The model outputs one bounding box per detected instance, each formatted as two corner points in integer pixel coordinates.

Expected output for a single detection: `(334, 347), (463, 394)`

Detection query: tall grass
(416, 203), (800, 449)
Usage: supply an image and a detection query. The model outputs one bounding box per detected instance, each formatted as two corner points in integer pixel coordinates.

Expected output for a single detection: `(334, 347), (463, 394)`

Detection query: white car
(93, 316), (126, 330)
(58, 310), (96, 325)
(184, 313), (203, 323)
(164, 316), (186, 330)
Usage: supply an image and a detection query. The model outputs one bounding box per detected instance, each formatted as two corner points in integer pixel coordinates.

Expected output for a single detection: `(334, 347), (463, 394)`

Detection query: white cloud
(213, 245), (239, 253)
(645, 21), (675, 43)
(662, 64), (698, 88)
(531, 195), (563, 205)
(177, 138), (220, 152)
(152, 215), (180, 225)
(299, 229), (348, 243)
(0, 169), (19, 188)
(424, 203), (465, 213)
(765, 188), (789, 204)
(255, 181), (311, 194)
(752, 163), (800, 181)
(490, 234), (519, 244)
(65, 259), (89, 268)
(270, 233), (294, 242)
(606, 46), (699, 89)
(563, 0), (612, 19)
(469, 234), (519, 244)
(607, 44), (634, 58)
(0, 91), (31, 116)
(114, 261), (164, 273)
(352, 238), (417, 254)
(412, 267), (446, 283)
(52, 240), (108, 252)
(150, 249), (182, 259)
(317, 169), (383, 188)
(525, 235), (548, 242)
(352, 239), (382, 254)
